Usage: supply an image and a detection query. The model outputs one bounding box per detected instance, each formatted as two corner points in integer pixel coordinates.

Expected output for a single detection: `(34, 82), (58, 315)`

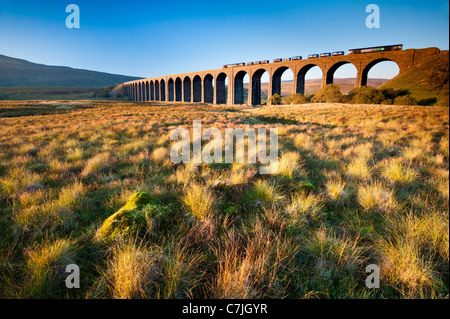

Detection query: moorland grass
(0, 100), (448, 299)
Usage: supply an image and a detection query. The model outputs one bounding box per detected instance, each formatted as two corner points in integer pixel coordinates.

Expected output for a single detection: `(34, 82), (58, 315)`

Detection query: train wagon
(223, 62), (245, 68)
(261, 60), (269, 64)
(292, 56), (302, 60)
(332, 51), (345, 56)
(320, 52), (331, 57)
(308, 54), (319, 59)
(273, 58), (282, 62)
(348, 44), (403, 54)
(283, 57), (292, 62)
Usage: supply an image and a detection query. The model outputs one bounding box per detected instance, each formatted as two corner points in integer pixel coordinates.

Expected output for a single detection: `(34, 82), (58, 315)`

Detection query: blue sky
(0, 0), (448, 80)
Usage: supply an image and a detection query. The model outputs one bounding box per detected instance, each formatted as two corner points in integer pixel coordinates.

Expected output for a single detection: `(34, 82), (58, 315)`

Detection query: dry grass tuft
(182, 183), (216, 219)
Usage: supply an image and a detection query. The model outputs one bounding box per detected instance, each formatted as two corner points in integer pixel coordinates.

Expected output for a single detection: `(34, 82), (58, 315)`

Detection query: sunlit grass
(0, 100), (447, 299)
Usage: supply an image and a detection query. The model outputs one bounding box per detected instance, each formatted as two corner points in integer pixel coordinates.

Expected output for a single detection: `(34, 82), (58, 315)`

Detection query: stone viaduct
(123, 47), (440, 106)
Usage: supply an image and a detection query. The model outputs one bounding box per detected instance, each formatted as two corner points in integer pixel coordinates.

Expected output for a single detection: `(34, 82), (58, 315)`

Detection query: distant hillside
(0, 54), (142, 87)
(380, 50), (449, 101)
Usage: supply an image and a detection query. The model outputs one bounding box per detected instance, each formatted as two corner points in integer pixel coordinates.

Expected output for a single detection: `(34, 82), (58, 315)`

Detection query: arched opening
(168, 78), (175, 101)
(160, 79), (166, 101)
(155, 80), (160, 101)
(139, 82), (144, 101)
(193, 75), (202, 102)
(272, 67), (294, 97)
(204, 74), (214, 104)
(362, 59), (400, 88)
(297, 65), (323, 95)
(183, 76), (192, 102)
(150, 81), (155, 101)
(216, 73), (228, 104)
(136, 83), (140, 101)
(234, 71), (248, 105)
(175, 78), (182, 101)
(251, 69), (269, 105)
(145, 81), (149, 101)
(326, 62), (358, 94)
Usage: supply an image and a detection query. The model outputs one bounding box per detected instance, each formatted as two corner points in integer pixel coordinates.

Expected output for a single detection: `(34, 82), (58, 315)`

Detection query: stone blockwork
(123, 47), (442, 106)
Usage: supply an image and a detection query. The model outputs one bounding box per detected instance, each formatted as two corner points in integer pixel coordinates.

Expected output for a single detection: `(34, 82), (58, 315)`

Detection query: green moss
(95, 192), (155, 241)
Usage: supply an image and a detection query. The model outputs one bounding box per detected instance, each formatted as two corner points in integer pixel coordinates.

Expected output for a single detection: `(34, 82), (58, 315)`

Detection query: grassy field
(0, 87), (99, 101)
(0, 100), (448, 299)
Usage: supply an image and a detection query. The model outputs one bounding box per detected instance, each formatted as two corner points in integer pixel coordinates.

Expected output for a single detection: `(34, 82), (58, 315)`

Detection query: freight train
(348, 44), (403, 54)
(222, 45), (402, 68)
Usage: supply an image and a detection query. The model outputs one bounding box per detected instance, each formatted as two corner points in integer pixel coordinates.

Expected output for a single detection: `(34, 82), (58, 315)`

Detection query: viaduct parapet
(123, 47), (441, 106)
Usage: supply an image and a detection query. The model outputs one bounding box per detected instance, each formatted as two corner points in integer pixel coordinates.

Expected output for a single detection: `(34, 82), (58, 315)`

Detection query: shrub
(349, 86), (384, 104)
(394, 95), (417, 106)
(268, 93), (283, 105)
(311, 84), (343, 103)
(284, 93), (307, 105)
(381, 88), (410, 100)
(93, 86), (114, 98)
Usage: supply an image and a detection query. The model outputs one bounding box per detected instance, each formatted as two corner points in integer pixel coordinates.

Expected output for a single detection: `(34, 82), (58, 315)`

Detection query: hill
(380, 50), (449, 102)
(0, 54), (142, 87)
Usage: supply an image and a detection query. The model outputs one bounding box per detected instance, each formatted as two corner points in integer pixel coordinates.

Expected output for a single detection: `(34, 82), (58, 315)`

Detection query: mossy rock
(95, 192), (156, 241)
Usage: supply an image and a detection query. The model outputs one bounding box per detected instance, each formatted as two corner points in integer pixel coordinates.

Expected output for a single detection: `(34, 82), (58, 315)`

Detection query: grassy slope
(380, 50), (449, 101)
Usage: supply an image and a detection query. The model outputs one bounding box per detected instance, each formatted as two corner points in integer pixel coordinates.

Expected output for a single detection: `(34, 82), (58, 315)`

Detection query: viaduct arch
(123, 47), (442, 106)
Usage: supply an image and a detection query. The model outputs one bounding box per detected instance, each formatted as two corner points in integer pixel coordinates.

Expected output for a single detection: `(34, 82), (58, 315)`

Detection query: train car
(283, 57), (292, 62)
(320, 52), (331, 57)
(223, 62), (246, 68)
(273, 58), (282, 62)
(292, 56), (303, 60)
(332, 51), (344, 56)
(348, 44), (403, 55)
(246, 62), (254, 66)
(253, 61), (261, 65)
(308, 54), (319, 59)
(261, 60), (269, 64)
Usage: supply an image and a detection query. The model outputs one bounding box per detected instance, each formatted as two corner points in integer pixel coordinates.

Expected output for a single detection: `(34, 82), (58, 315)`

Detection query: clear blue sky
(0, 0), (448, 80)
